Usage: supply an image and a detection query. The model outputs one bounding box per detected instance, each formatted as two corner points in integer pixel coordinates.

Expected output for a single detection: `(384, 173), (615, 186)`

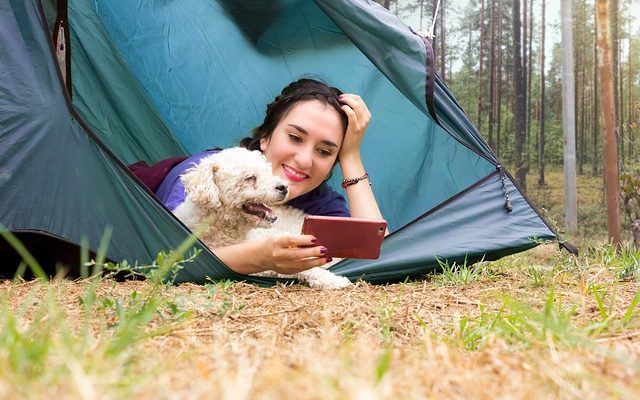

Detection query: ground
(1, 169), (639, 399)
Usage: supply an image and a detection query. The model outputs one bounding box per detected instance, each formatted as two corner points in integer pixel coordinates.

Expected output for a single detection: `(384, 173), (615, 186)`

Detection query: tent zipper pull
(497, 165), (513, 213)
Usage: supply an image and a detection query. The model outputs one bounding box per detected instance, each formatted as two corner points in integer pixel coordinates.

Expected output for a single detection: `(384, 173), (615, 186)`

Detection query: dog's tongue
(242, 203), (277, 223)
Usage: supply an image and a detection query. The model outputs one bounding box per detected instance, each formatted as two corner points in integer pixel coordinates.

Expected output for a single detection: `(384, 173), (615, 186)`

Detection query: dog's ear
(181, 158), (221, 210)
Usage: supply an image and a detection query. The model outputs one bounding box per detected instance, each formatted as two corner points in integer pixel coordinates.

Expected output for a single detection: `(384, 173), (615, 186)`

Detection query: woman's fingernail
(326, 257), (333, 263)
(320, 247), (327, 255)
(311, 237), (318, 244)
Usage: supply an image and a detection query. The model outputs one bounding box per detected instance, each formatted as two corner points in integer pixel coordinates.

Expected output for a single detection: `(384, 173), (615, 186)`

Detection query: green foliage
(432, 256), (494, 286)
(98, 248), (201, 284)
(525, 265), (547, 287)
(389, 0), (640, 174)
(587, 242), (640, 281)
(452, 289), (640, 361)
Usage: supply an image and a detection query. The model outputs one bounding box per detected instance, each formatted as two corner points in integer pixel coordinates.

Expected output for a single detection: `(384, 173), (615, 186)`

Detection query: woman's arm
(338, 94), (385, 222)
(213, 234), (331, 275)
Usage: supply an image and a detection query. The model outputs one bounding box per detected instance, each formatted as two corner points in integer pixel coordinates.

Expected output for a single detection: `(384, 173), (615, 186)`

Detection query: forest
(376, 0), (640, 243)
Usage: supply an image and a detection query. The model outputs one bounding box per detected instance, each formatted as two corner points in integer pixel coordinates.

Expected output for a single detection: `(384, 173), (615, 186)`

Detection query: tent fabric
(332, 171), (554, 283)
(0, 0), (559, 285)
(70, 0), (497, 232)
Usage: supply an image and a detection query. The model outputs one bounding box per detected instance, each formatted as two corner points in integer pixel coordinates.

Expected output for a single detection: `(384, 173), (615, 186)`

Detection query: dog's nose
(275, 184), (288, 196)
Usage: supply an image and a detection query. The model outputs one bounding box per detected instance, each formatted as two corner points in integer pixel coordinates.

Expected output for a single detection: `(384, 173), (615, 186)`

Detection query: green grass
(431, 256), (498, 286)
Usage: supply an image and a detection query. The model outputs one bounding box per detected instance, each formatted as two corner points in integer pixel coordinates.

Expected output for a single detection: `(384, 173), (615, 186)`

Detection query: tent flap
(0, 0), (559, 285)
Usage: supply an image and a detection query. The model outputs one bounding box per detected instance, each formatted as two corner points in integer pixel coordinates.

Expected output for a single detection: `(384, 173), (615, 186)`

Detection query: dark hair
(239, 78), (348, 151)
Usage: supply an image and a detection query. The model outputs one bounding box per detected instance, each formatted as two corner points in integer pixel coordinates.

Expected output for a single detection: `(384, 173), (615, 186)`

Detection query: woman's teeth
(283, 164), (308, 180)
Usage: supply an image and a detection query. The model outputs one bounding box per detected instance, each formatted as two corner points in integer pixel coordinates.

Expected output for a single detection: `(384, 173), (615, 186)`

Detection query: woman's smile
(282, 164), (309, 182)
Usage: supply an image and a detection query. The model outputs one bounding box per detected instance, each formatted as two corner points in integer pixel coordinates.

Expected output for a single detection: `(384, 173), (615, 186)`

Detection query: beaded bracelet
(341, 172), (370, 188)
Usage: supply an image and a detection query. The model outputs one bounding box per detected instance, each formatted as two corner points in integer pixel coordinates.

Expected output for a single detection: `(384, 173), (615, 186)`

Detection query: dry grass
(1, 242), (639, 399)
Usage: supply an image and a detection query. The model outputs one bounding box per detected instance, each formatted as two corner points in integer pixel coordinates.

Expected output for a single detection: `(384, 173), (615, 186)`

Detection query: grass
(1, 168), (639, 399)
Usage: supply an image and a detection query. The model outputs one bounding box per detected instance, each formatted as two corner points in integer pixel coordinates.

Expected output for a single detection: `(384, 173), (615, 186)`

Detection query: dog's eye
(244, 175), (257, 183)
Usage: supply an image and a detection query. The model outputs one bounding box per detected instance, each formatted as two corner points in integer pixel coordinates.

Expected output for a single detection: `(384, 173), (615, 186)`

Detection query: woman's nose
(295, 147), (313, 169)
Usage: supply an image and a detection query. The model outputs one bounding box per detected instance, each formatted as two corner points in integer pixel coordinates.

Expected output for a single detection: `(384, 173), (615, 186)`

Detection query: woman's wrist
(339, 150), (362, 166)
(214, 240), (269, 275)
(339, 152), (366, 181)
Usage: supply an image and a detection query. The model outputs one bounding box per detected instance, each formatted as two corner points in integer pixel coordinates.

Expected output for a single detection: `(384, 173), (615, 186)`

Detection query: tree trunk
(526, 0), (534, 174)
(538, 0), (546, 187)
(596, 0), (622, 245)
(610, 0), (621, 165)
(629, 21), (634, 162)
(592, 9), (599, 177)
(477, 0), (485, 131)
(577, 0), (587, 175)
(523, 0), (528, 160)
(496, 0), (504, 158)
(512, 0), (527, 191)
(488, 0), (496, 149)
(439, 0), (446, 82)
(561, 0), (578, 233)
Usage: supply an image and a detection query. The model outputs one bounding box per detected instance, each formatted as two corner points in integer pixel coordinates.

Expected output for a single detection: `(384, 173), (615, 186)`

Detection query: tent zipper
(497, 164), (513, 213)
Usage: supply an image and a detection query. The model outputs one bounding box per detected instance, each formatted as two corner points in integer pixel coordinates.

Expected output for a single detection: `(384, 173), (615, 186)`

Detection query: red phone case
(301, 215), (387, 259)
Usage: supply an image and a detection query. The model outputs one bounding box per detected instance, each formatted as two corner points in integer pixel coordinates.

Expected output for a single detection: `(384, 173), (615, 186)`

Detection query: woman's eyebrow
(288, 124), (339, 148)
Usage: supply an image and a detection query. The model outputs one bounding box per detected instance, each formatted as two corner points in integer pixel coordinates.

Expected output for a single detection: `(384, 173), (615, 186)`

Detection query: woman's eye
(317, 149), (333, 158)
(288, 134), (302, 143)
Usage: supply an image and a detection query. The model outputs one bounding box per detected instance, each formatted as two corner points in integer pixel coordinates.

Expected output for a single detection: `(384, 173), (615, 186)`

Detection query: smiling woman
(156, 78), (385, 276)
(259, 102), (342, 200)
(245, 79), (347, 203)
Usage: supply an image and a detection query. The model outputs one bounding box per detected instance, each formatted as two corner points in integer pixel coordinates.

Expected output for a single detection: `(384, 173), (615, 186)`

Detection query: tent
(0, 0), (569, 284)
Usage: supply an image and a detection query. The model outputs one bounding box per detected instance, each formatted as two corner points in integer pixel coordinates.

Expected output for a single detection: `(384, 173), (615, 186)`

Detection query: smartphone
(301, 215), (387, 259)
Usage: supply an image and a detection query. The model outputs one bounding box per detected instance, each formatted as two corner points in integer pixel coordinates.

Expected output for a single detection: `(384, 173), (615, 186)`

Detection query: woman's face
(260, 100), (343, 200)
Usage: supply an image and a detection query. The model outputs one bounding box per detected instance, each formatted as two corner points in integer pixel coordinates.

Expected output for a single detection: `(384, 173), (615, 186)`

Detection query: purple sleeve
(155, 150), (219, 211)
(157, 178), (187, 211)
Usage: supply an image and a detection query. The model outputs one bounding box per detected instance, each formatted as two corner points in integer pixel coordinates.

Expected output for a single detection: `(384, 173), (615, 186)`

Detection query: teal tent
(0, 0), (568, 283)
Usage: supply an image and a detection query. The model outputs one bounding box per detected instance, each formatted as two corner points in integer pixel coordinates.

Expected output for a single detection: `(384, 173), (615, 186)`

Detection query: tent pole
(427, 0), (442, 39)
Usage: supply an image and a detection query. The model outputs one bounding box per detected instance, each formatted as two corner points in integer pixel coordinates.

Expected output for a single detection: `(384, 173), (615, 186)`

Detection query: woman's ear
(259, 137), (268, 152)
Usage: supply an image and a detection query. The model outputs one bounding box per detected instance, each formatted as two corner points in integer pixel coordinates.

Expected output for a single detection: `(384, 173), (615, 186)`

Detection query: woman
(157, 78), (384, 275)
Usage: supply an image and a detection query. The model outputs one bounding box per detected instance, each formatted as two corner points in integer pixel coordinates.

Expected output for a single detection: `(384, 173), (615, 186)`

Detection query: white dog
(173, 147), (352, 289)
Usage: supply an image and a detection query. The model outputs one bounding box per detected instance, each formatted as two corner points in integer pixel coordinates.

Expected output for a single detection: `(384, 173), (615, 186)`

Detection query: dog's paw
(297, 267), (352, 289)
(312, 275), (353, 289)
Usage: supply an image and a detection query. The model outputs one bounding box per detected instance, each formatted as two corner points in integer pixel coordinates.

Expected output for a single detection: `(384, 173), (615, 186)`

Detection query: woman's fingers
(274, 256), (331, 275)
(266, 234), (332, 274)
(339, 94), (371, 121)
(338, 95), (370, 160)
(273, 234), (317, 248)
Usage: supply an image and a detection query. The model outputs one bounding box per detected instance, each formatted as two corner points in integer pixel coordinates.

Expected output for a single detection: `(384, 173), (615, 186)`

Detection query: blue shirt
(155, 149), (350, 217)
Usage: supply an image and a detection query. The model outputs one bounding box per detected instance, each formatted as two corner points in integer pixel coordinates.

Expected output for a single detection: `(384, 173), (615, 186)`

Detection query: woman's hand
(338, 94), (371, 162)
(257, 234), (331, 275)
(335, 93), (385, 223)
